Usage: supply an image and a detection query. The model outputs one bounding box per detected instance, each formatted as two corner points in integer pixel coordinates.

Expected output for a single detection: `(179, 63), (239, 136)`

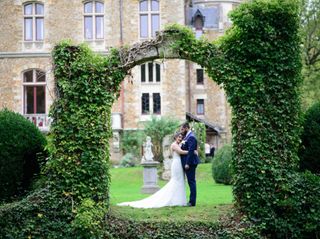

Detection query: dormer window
(192, 10), (205, 30)
(192, 9), (205, 38)
(188, 6), (219, 30)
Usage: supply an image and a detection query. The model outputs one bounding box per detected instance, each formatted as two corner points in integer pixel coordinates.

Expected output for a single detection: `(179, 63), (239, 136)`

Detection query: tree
(301, 0), (320, 67)
(143, 117), (180, 162)
(301, 0), (320, 108)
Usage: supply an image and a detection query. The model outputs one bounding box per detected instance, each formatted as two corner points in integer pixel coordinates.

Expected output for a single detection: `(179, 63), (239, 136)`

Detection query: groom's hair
(181, 122), (190, 129)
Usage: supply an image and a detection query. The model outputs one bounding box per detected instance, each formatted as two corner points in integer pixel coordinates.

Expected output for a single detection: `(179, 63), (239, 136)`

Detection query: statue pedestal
(141, 161), (160, 194)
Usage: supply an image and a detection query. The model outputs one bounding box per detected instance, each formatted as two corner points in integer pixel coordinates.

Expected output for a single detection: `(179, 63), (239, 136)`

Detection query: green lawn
(109, 163), (234, 222)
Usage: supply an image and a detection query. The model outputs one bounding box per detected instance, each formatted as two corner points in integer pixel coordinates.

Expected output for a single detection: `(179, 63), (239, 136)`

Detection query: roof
(188, 7), (220, 29)
(186, 112), (224, 134)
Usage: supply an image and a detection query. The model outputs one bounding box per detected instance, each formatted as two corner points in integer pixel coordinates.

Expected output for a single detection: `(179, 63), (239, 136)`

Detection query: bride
(117, 133), (189, 208)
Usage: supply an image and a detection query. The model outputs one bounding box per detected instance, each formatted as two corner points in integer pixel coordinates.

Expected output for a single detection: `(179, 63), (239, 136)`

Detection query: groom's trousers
(186, 165), (197, 206)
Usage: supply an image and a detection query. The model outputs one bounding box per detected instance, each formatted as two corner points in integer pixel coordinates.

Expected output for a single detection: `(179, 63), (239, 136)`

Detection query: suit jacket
(180, 131), (200, 167)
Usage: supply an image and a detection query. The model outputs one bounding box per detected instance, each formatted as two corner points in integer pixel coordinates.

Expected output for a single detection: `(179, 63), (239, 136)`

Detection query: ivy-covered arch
(1, 0), (319, 238)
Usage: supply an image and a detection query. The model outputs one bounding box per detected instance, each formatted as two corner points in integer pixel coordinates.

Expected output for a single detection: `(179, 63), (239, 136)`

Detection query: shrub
(72, 199), (107, 238)
(0, 188), (75, 239)
(212, 145), (233, 185)
(205, 156), (214, 164)
(264, 171), (320, 238)
(0, 109), (46, 201)
(105, 214), (220, 239)
(120, 153), (137, 167)
(299, 102), (320, 174)
(121, 130), (145, 160)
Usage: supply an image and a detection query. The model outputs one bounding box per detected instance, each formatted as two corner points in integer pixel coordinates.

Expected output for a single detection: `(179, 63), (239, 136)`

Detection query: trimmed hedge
(104, 211), (267, 239)
(212, 145), (233, 185)
(105, 214), (220, 239)
(0, 188), (73, 238)
(0, 109), (46, 201)
(299, 102), (320, 174)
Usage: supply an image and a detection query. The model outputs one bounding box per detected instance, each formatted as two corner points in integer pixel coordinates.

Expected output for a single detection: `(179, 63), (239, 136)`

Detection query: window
(192, 9), (204, 39)
(141, 62), (161, 83)
(156, 63), (160, 82)
(139, 0), (160, 38)
(142, 93), (150, 114)
(196, 69), (204, 84)
(194, 16), (204, 30)
(141, 64), (146, 82)
(141, 93), (161, 115)
(23, 69), (46, 114)
(24, 3), (44, 41)
(84, 1), (104, 40)
(197, 99), (204, 115)
(148, 62), (153, 82)
(153, 93), (161, 114)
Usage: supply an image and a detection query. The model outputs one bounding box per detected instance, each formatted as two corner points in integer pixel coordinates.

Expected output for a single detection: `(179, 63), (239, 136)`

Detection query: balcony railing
(24, 114), (52, 132)
(24, 113), (121, 132)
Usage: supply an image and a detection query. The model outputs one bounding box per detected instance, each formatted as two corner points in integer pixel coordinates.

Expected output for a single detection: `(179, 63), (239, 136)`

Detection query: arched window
(23, 2), (44, 41)
(84, 1), (104, 40)
(139, 0), (160, 39)
(23, 69), (46, 115)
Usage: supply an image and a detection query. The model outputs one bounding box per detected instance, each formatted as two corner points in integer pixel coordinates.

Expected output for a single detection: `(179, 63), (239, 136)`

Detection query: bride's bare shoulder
(170, 142), (177, 150)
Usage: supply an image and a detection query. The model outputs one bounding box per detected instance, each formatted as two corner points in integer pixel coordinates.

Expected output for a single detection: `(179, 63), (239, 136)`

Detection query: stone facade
(0, 0), (241, 162)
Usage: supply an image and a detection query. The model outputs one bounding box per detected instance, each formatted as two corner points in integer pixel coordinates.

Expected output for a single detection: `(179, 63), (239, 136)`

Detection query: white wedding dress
(117, 151), (187, 208)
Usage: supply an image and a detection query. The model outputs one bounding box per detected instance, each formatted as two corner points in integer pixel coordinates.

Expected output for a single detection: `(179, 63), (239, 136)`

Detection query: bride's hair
(173, 132), (183, 140)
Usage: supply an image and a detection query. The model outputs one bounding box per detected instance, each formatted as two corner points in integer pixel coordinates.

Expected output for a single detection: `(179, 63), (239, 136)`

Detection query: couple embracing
(118, 122), (200, 208)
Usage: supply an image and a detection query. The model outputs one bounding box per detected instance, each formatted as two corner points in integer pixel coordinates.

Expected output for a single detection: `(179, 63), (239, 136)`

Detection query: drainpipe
(119, 0), (123, 45)
(185, 0), (192, 114)
(119, 0), (125, 129)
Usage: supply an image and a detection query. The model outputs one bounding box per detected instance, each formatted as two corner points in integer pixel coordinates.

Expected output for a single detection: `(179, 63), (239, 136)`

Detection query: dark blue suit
(180, 131), (200, 206)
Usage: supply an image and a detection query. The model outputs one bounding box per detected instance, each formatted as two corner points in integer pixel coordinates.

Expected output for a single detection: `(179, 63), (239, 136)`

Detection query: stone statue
(142, 136), (154, 162)
(140, 136), (160, 193)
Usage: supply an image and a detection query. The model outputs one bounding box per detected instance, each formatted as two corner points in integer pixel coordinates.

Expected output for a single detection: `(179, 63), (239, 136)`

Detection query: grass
(109, 163), (233, 222)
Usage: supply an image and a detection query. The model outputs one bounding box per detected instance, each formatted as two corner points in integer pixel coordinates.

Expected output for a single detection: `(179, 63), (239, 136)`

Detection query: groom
(180, 122), (200, 207)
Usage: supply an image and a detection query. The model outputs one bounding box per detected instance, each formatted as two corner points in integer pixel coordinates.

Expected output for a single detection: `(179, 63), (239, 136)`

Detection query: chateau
(0, 0), (241, 161)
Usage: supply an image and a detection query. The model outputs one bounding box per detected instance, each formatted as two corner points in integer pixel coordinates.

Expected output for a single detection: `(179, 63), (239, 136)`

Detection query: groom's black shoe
(187, 202), (195, 207)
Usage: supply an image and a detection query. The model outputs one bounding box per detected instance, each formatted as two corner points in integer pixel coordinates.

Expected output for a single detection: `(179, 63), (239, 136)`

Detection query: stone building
(0, 0), (241, 162)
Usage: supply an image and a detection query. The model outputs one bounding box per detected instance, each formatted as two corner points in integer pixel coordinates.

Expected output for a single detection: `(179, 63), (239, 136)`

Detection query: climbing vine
(0, 0), (319, 238)
(192, 122), (206, 162)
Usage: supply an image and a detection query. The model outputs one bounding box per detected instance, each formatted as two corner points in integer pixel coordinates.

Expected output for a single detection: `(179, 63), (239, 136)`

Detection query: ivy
(192, 122), (206, 162)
